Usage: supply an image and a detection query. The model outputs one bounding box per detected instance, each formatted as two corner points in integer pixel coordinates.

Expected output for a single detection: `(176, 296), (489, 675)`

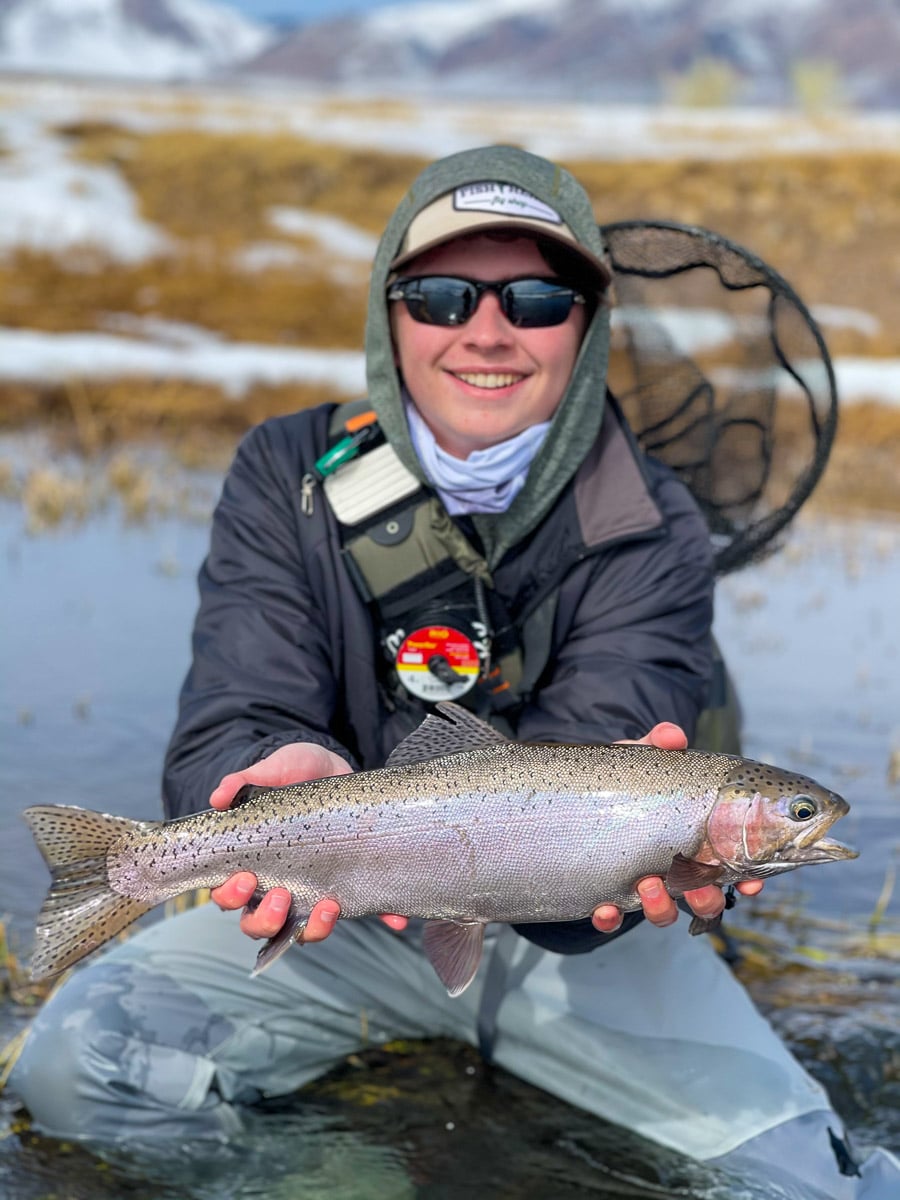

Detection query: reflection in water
(1, 487), (898, 1198)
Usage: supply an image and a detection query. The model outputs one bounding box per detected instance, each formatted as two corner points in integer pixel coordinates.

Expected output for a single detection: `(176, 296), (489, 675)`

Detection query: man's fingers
(646, 722), (688, 750)
(238, 887), (293, 939)
(616, 723), (688, 751)
(302, 897), (340, 943)
(591, 903), (623, 933)
(636, 876), (679, 926)
(736, 880), (764, 897)
(683, 884), (726, 919)
(210, 773), (245, 810)
(380, 914), (408, 931)
(211, 871), (258, 910)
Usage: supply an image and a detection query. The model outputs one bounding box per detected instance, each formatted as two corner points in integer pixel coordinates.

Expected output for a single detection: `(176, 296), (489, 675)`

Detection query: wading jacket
(162, 397), (715, 956)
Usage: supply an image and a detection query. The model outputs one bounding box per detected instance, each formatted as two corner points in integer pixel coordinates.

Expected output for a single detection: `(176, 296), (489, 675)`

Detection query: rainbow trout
(23, 703), (857, 996)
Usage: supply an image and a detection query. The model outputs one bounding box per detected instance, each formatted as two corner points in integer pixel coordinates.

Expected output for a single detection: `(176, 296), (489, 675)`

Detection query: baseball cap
(390, 182), (611, 287)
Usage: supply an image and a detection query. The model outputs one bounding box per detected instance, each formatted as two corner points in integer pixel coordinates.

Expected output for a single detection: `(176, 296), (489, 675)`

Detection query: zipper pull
(300, 473), (316, 517)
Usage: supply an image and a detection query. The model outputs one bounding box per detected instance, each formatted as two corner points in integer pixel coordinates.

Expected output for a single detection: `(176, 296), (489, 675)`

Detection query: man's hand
(209, 743), (408, 942)
(590, 722), (763, 934)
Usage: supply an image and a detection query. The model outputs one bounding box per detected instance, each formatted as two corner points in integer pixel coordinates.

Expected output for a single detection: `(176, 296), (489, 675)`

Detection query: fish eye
(789, 794), (818, 821)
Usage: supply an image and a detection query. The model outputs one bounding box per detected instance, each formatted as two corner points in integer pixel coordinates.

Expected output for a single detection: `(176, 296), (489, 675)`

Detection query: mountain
(240, 0), (900, 109)
(0, 0), (274, 80)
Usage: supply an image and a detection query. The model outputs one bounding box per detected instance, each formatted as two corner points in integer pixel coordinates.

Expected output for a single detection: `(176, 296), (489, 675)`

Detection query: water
(1, 474), (899, 1198)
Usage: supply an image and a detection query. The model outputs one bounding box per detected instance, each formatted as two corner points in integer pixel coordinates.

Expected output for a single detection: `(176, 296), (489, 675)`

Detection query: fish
(22, 702), (858, 997)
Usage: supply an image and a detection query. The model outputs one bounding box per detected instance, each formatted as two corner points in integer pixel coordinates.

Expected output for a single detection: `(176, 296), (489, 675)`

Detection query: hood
(365, 145), (612, 568)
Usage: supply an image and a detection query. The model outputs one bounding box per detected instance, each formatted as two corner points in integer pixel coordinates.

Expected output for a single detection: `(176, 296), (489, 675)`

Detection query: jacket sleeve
(162, 418), (356, 819)
(513, 469), (716, 953)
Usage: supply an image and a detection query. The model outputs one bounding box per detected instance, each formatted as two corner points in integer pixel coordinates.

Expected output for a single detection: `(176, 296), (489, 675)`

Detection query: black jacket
(162, 399), (715, 955)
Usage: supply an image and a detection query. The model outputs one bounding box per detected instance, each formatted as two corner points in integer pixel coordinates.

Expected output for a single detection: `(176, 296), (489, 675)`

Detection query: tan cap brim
(390, 187), (611, 287)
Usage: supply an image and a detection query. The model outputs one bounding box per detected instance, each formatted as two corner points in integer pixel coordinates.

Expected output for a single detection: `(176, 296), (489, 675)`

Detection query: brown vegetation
(56, 121), (428, 239)
(0, 247), (369, 347)
(568, 151), (900, 359)
(1, 121), (897, 523)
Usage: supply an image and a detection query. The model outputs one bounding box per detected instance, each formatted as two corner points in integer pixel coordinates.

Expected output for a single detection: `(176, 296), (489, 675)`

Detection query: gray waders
(9, 902), (900, 1198)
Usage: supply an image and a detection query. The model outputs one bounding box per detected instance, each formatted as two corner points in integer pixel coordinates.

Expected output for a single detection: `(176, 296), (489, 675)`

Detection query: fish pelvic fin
(688, 912), (724, 936)
(250, 907), (310, 977)
(423, 919), (486, 997)
(22, 804), (159, 981)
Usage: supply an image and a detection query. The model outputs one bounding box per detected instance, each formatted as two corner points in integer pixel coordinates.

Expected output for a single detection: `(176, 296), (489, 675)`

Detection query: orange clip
(344, 409), (377, 434)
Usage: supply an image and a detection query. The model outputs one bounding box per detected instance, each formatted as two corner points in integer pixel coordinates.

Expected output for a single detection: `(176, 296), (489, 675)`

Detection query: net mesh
(601, 221), (837, 575)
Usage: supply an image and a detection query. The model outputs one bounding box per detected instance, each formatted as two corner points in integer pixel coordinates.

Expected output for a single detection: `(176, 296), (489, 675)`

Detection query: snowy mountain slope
(242, 0), (900, 109)
(0, 0), (274, 80)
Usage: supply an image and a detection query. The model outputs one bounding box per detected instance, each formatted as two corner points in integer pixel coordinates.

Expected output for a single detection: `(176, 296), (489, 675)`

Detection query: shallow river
(1, 468), (898, 1198)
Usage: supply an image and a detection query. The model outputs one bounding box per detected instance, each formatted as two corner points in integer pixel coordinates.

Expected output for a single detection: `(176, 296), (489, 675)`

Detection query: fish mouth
(790, 835), (859, 863)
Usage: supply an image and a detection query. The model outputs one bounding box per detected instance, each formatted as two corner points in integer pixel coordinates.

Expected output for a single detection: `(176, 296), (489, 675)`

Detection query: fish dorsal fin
(422, 919), (486, 997)
(665, 853), (724, 894)
(385, 702), (509, 768)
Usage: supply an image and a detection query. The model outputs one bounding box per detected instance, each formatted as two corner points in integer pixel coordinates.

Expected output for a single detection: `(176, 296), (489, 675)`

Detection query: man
(10, 146), (899, 1197)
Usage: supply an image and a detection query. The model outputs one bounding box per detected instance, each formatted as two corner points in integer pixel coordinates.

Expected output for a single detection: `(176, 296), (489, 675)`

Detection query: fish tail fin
(23, 805), (157, 981)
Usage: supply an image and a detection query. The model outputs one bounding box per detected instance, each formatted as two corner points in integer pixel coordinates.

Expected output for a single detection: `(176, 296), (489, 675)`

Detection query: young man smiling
(389, 236), (588, 457)
(11, 145), (899, 1198)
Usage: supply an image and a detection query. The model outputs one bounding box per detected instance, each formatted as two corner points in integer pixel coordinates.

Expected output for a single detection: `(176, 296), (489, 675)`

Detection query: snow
(0, 109), (172, 261)
(0, 318), (894, 406)
(0, 324), (366, 398)
(0, 0), (273, 81)
(709, 359), (900, 407)
(367, 0), (559, 55)
(267, 207), (378, 260)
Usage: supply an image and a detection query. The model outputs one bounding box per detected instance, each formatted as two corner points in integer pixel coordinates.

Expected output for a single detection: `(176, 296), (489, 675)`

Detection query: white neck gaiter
(405, 398), (550, 515)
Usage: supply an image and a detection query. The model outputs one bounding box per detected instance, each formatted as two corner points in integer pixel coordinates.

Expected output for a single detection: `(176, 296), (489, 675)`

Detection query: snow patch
(267, 207), (378, 260)
(0, 0), (273, 81)
(367, 0), (561, 56)
(0, 325), (366, 398)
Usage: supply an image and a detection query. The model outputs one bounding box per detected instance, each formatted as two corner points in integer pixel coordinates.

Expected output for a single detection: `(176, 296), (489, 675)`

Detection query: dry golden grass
(0, 377), (344, 458)
(0, 247), (368, 347)
(56, 122), (428, 239)
(568, 152), (900, 357)
(1, 123), (897, 521)
(7, 126), (898, 360)
(807, 402), (900, 514)
(771, 397), (900, 515)
(0, 376), (352, 530)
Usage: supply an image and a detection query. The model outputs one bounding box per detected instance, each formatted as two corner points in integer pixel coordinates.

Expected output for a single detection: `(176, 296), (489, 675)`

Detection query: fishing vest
(311, 399), (738, 750)
(311, 400), (527, 719)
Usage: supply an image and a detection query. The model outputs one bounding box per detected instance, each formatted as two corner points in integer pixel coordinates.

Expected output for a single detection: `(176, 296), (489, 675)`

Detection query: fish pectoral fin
(250, 908), (309, 978)
(665, 853), (725, 894)
(422, 919), (486, 997)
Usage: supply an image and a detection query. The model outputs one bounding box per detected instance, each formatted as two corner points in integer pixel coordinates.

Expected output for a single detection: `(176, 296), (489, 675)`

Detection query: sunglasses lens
(503, 280), (576, 327)
(403, 278), (477, 326)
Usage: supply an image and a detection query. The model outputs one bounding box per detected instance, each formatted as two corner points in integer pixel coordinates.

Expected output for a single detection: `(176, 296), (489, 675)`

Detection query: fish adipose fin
(22, 805), (158, 981)
(423, 919), (486, 997)
(386, 701), (509, 768)
(251, 907), (310, 977)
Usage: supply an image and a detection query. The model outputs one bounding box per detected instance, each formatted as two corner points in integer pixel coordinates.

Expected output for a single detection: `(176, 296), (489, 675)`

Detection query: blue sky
(220, 0), (413, 23)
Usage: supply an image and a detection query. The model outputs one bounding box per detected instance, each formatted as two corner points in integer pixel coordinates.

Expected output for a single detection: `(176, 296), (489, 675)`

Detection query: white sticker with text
(453, 183), (562, 224)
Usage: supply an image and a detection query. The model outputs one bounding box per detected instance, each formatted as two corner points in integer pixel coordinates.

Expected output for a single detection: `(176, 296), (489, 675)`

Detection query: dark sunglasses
(387, 275), (586, 328)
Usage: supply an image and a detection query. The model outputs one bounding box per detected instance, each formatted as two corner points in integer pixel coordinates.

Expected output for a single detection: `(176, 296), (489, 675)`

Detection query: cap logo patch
(453, 183), (562, 225)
